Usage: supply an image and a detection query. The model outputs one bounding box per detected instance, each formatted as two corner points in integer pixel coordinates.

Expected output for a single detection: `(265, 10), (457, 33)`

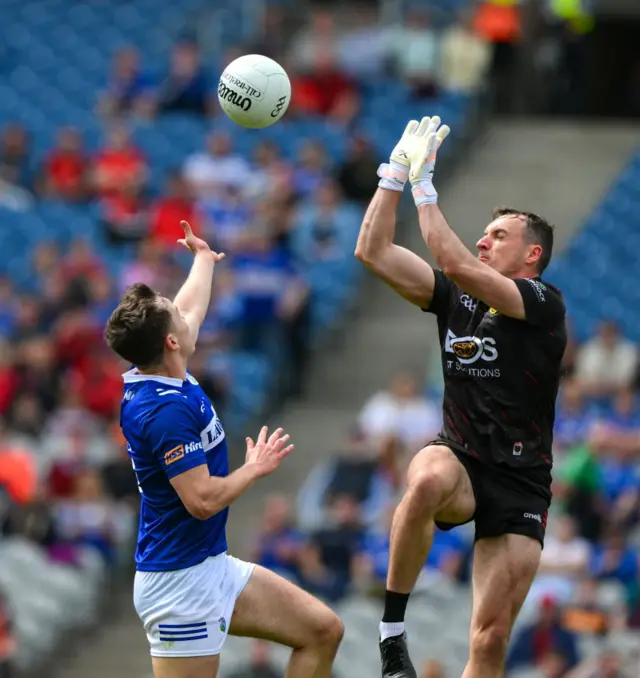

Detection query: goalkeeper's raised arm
(354, 120), (437, 309)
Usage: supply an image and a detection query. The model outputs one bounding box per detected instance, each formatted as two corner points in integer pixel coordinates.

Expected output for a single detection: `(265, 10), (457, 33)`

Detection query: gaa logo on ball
(218, 54), (291, 129)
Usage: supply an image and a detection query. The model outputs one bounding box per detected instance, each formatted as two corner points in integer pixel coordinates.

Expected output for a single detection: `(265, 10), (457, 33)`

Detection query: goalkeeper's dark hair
(104, 283), (172, 369)
(493, 207), (555, 274)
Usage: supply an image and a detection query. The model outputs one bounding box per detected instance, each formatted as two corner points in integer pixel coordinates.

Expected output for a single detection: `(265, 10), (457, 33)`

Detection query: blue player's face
(165, 299), (196, 359)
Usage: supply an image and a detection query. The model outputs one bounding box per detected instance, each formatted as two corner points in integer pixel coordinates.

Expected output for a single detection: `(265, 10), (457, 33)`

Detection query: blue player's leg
(229, 565), (344, 678)
(151, 655), (219, 678)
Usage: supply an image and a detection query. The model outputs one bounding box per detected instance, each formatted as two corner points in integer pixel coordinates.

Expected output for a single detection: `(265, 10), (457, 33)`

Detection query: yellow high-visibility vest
(549, 0), (595, 33)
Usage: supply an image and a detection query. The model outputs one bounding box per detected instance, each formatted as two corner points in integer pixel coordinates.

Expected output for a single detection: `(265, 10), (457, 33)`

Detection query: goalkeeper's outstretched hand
(408, 116), (450, 207)
(377, 117), (450, 204)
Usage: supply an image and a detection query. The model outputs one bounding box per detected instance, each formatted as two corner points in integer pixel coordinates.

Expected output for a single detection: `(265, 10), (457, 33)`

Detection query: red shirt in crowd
(45, 149), (87, 200)
(93, 145), (145, 198)
(149, 196), (198, 247)
(292, 70), (356, 116)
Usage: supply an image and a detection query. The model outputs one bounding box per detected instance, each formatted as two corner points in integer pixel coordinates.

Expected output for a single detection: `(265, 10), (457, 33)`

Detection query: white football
(217, 54), (291, 129)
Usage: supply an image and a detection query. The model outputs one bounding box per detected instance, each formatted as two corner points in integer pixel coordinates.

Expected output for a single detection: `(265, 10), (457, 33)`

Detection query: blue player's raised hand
(178, 220), (226, 263)
(245, 426), (294, 477)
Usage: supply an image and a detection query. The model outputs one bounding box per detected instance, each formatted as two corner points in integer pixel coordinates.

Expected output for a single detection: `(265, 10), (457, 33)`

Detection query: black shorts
(430, 439), (552, 547)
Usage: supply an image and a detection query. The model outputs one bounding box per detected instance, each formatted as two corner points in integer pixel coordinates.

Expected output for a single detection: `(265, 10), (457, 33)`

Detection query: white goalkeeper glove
(377, 119), (420, 192)
(408, 116), (450, 206)
(377, 117), (450, 203)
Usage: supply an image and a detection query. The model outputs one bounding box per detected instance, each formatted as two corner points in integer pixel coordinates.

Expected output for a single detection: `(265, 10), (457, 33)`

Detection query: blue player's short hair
(105, 283), (172, 368)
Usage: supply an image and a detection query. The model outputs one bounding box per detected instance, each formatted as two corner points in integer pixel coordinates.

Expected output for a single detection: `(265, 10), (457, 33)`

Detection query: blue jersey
(120, 369), (229, 572)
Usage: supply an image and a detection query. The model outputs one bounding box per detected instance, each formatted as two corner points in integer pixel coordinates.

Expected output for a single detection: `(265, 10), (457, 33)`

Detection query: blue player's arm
(173, 220), (225, 342)
(171, 463), (266, 520)
(149, 400), (293, 520)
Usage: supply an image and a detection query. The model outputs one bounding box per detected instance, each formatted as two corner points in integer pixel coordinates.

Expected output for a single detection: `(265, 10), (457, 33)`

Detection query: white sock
(379, 621), (405, 642)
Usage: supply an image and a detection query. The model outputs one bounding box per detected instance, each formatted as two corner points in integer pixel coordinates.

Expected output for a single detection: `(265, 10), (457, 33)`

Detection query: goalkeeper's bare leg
(380, 446), (475, 678)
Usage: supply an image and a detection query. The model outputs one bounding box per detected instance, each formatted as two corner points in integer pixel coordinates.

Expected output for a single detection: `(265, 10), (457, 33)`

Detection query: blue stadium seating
(546, 147), (640, 342)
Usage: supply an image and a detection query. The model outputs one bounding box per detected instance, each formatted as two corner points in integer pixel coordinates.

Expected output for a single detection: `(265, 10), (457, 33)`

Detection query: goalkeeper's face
(476, 215), (533, 277)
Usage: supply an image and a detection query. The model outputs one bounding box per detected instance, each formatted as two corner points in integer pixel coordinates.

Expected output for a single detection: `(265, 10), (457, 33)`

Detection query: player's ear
(526, 243), (542, 268)
(165, 332), (180, 352)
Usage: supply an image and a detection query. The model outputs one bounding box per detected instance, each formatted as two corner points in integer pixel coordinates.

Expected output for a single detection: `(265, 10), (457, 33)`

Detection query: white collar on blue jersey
(122, 368), (183, 388)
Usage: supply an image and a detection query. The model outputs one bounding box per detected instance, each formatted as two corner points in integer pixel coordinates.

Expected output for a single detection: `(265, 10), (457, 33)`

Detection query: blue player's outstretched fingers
(267, 427), (284, 447)
(277, 443), (294, 459)
(273, 434), (290, 451)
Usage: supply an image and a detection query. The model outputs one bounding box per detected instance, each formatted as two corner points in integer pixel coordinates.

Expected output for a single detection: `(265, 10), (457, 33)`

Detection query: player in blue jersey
(104, 221), (343, 678)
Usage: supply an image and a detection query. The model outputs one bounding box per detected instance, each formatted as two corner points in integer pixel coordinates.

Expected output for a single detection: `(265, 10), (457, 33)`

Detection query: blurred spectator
(0, 418), (38, 507)
(250, 494), (304, 582)
(0, 588), (16, 678)
(156, 41), (213, 117)
(0, 279), (16, 338)
(0, 342), (17, 416)
(540, 650), (573, 678)
(199, 186), (254, 254)
(291, 48), (360, 127)
(590, 532), (638, 594)
(187, 349), (229, 415)
(554, 378), (596, 451)
(97, 46), (155, 118)
(61, 238), (106, 292)
(527, 514), (590, 608)
(294, 141), (328, 199)
(336, 5), (391, 82)
(53, 469), (119, 565)
(121, 238), (164, 292)
(358, 506), (469, 593)
(246, 5), (292, 61)
(562, 578), (624, 638)
(0, 123), (32, 190)
(40, 127), (88, 202)
(14, 336), (61, 416)
(232, 230), (308, 358)
(148, 171), (198, 249)
(297, 426), (394, 532)
(336, 135), (380, 205)
(563, 323), (579, 377)
(473, 0), (521, 113)
(566, 649), (629, 678)
(575, 321), (638, 396)
(420, 660), (446, 678)
(227, 640), (280, 678)
(291, 180), (359, 264)
(288, 9), (339, 73)
(101, 438), (139, 508)
(298, 495), (364, 602)
(183, 131), (252, 196)
(506, 596), (580, 673)
(556, 430), (606, 542)
(248, 140), (293, 202)
(92, 125), (148, 246)
(89, 274), (119, 328)
(388, 9), (439, 99)
(358, 371), (441, 455)
(440, 9), (491, 94)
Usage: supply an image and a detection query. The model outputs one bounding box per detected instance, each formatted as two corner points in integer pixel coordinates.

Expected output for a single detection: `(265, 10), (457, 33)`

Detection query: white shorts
(133, 553), (255, 657)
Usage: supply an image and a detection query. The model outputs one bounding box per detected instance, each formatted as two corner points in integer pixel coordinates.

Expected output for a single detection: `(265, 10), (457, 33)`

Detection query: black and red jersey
(424, 271), (567, 472)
